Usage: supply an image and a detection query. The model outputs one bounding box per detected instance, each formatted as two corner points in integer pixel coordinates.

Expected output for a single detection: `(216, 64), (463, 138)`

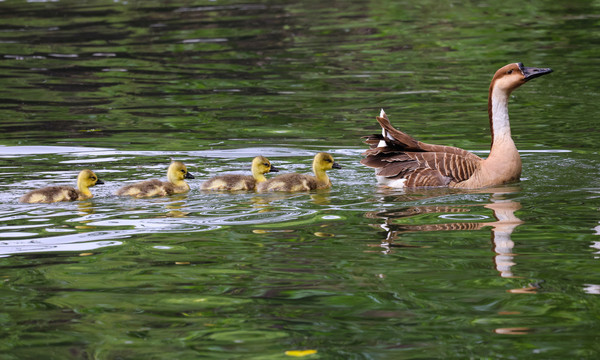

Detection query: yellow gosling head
(313, 152), (342, 173)
(251, 156), (279, 182)
(312, 152), (341, 186)
(77, 169), (103, 198)
(167, 161), (195, 185)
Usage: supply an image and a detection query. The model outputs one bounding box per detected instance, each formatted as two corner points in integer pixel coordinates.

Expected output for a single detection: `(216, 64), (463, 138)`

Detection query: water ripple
(0, 231), (125, 256)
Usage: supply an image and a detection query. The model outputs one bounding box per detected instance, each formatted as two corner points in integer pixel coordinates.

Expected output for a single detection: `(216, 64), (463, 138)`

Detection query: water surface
(1, 1), (599, 359)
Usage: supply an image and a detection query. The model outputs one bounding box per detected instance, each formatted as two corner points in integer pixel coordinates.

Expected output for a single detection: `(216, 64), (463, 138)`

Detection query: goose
(201, 155), (279, 191)
(256, 152), (341, 192)
(19, 169), (103, 203)
(116, 161), (194, 198)
(361, 62), (552, 188)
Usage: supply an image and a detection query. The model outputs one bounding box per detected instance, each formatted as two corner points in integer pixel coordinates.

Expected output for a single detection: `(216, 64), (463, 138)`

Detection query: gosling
(256, 152), (341, 192)
(201, 156), (279, 191)
(116, 161), (194, 198)
(20, 169), (104, 203)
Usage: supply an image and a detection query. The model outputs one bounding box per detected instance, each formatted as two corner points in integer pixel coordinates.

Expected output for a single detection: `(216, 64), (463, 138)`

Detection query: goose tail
(362, 109), (421, 155)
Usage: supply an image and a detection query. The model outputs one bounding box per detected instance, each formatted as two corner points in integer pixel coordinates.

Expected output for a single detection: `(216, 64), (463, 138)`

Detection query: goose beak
(269, 165), (280, 173)
(520, 64), (553, 81)
(185, 172), (195, 179)
(96, 179), (104, 185)
(332, 162), (342, 169)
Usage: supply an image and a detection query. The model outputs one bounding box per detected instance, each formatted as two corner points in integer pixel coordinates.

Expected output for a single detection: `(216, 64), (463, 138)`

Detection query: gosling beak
(519, 63), (553, 81)
(269, 165), (280, 173)
(185, 172), (195, 179)
(96, 179), (104, 185)
(332, 162), (342, 169)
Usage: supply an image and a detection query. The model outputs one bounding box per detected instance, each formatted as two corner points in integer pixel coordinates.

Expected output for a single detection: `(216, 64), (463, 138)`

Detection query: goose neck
(489, 87), (512, 148)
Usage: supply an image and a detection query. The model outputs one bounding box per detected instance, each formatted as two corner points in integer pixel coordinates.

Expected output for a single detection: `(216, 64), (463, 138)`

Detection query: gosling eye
(180, 169), (186, 173)
(507, 69), (513, 74)
(263, 163), (269, 167)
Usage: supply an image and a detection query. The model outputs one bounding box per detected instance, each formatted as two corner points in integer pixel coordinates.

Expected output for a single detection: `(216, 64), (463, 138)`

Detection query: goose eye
(507, 69), (513, 74)
(263, 163), (269, 167)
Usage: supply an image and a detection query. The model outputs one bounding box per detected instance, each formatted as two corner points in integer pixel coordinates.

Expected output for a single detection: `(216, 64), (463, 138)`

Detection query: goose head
(313, 152), (342, 173)
(491, 62), (553, 94)
(167, 161), (194, 184)
(252, 156), (279, 176)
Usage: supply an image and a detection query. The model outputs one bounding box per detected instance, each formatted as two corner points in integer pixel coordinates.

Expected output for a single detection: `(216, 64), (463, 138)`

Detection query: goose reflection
(586, 220), (600, 294)
(366, 186), (523, 278)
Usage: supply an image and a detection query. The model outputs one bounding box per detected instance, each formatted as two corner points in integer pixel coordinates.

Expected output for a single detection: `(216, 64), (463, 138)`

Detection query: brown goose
(361, 62), (552, 189)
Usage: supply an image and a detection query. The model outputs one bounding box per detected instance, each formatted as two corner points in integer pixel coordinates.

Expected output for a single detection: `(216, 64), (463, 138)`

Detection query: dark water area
(1, 1), (599, 359)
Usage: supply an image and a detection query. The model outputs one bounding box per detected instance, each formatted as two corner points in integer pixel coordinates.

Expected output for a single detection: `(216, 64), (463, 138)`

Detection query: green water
(1, 0), (599, 359)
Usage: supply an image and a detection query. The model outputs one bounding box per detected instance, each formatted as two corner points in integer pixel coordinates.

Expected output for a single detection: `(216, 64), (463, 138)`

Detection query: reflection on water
(587, 220), (600, 294)
(77, 201), (96, 216)
(367, 187), (524, 278)
(250, 191), (332, 207)
(484, 191), (523, 279)
(164, 199), (190, 218)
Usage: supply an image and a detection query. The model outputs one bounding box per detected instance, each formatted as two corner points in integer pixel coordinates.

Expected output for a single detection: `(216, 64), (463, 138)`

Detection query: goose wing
(361, 110), (482, 187)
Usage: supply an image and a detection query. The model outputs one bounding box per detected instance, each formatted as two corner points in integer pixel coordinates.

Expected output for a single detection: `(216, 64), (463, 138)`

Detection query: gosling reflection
(251, 191), (332, 208)
(162, 194), (190, 218)
(76, 201), (97, 229)
(367, 187), (523, 278)
(77, 201), (95, 216)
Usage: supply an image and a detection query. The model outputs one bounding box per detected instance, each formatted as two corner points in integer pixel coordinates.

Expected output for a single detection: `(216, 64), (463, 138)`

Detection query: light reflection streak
(0, 231), (125, 256)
